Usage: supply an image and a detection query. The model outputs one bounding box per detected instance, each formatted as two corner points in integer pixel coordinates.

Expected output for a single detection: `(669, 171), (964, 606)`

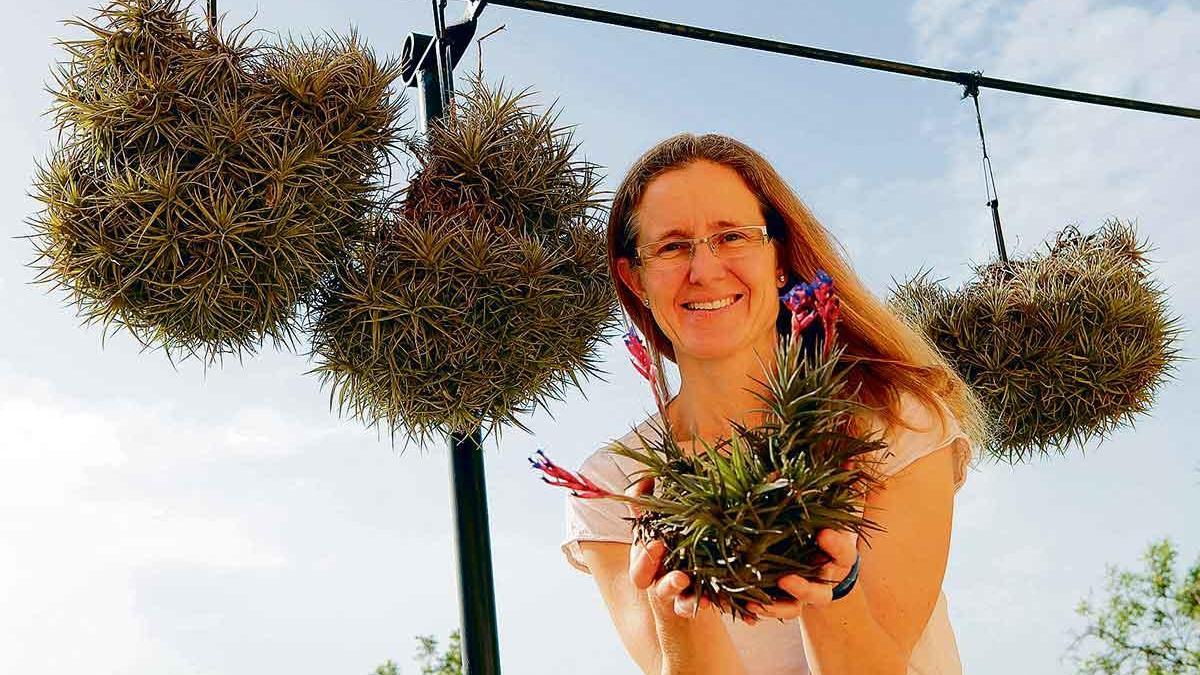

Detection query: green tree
(1067, 538), (1200, 674)
(370, 661), (400, 675)
(414, 630), (463, 675)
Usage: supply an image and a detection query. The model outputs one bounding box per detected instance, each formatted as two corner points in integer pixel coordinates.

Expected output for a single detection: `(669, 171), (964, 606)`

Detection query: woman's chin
(674, 336), (747, 362)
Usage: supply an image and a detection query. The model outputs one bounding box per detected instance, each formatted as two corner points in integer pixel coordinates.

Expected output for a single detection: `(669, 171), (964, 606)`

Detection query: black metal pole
(449, 428), (502, 675)
(482, 0), (1200, 120)
(402, 4), (498, 672)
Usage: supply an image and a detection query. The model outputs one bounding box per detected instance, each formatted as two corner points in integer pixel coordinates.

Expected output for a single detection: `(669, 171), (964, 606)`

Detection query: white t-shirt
(561, 391), (973, 675)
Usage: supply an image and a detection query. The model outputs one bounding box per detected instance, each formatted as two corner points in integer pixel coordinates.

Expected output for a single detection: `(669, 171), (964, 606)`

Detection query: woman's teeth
(684, 295), (738, 311)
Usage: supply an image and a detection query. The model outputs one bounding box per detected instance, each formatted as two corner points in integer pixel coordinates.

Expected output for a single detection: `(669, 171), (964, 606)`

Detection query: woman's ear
(616, 257), (645, 300)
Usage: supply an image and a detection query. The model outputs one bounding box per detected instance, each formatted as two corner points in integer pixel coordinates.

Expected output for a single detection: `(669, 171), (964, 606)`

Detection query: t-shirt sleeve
(871, 391), (973, 493)
(560, 450), (637, 575)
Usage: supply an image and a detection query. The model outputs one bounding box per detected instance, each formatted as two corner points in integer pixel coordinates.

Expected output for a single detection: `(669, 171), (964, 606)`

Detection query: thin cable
(963, 74), (1009, 263)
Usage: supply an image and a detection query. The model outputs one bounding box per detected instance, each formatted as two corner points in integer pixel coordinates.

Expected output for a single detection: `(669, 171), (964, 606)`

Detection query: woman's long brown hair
(607, 132), (989, 448)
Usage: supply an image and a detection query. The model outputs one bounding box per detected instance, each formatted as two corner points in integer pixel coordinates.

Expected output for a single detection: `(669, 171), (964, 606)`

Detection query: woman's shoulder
(577, 412), (666, 487)
(861, 388), (972, 489)
(857, 388), (955, 441)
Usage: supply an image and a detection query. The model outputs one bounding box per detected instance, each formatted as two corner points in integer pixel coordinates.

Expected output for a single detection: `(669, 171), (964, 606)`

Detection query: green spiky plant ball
(533, 273), (887, 622)
(889, 219), (1183, 463)
(305, 76), (619, 445)
(27, 0), (405, 363)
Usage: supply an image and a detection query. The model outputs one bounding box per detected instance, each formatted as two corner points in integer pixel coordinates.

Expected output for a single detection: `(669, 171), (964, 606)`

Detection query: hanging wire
(475, 24), (507, 80)
(962, 71), (1009, 264)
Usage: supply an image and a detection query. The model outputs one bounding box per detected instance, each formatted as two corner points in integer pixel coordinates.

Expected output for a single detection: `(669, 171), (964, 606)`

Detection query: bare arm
(577, 541), (663, 675)
(799, 442), (958, 673)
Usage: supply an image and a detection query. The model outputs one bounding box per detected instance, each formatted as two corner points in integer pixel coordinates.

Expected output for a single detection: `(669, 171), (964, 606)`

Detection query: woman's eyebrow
(656, 220), (745, 239)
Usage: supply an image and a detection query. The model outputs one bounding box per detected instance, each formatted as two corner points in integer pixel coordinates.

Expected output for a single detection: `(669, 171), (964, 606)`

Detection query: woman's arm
(578, 541), (663, 675)
(580, 540), (751, 675)
(798, 442), (959, 674)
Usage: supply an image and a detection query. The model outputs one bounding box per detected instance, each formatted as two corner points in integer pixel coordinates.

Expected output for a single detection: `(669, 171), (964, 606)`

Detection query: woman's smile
(680, 292), (744, 315)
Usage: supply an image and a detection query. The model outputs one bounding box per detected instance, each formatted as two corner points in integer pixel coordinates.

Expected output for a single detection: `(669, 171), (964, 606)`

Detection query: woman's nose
(686, 242), (727, 282)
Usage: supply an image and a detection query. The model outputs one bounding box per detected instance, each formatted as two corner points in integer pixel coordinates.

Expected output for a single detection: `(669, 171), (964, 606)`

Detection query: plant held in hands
(532, 272), (888, 622)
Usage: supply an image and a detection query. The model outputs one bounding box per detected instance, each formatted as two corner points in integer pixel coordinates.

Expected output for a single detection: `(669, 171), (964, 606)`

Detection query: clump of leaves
(27, 0), (406, 364)
(889, 220), (1184, 463)
(1067, 538), (1200, 674)
(533, 273), (887, 622)
(306, 76), (618, 445)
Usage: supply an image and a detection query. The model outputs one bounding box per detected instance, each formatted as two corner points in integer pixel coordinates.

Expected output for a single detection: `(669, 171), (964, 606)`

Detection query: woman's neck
(665, 333), (779, 450)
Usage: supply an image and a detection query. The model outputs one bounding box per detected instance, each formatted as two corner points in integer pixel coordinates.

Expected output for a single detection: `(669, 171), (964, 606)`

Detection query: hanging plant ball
(889, 219), (1183, 463)
(27, 0), (406, 363)
(305, 76), (619, 444)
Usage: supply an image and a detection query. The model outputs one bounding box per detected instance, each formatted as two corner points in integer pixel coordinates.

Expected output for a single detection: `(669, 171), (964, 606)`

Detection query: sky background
(2, 1), (1198, 673)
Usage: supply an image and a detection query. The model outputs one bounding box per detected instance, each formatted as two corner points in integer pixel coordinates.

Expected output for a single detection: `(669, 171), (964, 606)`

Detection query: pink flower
(623, 325), (657, 385)
(624, 325), (669, 419)
(528, 450), (613, 499)
(781, 271), (841, 356)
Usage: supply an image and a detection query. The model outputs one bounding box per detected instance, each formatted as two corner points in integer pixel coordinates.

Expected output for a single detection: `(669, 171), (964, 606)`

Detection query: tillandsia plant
(532, 272), (889, 622)
(306, 75), (618, 446)
(890, 219), (1183, 464)
(27, 0), (405, 364)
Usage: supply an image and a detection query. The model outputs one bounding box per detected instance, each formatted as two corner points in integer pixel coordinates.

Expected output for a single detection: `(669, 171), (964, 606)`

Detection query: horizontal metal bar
(483, 0), (1200, 120)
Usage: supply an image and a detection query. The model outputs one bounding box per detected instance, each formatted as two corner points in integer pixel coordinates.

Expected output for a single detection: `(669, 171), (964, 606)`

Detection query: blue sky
(2, 1), (1198, 673)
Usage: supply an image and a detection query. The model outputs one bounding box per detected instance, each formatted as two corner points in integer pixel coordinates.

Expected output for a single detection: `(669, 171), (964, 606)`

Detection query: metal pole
(403, 4), (498, 672)
(483, 0), (1200, 120)
(449, 428), (502, 675)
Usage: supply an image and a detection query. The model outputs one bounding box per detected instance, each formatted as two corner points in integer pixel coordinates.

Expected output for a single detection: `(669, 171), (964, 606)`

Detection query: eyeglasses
(634, 225), (771, 269)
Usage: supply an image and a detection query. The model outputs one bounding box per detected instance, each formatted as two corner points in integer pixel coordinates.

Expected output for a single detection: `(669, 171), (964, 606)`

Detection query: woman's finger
(654, 570), (691, 602)
(629, 539), (667, 589)
(816, 528), (859, 570)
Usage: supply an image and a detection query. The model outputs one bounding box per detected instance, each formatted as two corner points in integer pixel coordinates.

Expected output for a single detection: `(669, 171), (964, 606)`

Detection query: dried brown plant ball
(27, 0), (406, 364)
(306, 77), (619, 445)
(889, 220), (1183, 463)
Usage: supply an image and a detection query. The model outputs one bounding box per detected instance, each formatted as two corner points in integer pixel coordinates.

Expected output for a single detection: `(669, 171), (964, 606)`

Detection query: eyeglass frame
(632, 224), (772, 268)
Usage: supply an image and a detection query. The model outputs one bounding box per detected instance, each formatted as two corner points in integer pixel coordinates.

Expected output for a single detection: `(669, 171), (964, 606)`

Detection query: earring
(778, 274), (787, 285)
(641, 296), (650, 307)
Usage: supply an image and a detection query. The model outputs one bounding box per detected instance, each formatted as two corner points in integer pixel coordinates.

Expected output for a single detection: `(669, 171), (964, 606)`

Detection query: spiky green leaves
(890, 220), (1183, 463)
(609, 332), (886, 622)
(28, 0), (406, 363)
(305, 78), (618, 444)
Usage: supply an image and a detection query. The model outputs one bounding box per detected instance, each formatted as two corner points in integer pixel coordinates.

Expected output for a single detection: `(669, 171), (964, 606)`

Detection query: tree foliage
(414, 630), (463, 675)
(1067, 539), (1200, 674)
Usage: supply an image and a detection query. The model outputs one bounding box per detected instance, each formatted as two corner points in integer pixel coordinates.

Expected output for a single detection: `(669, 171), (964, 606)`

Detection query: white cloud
(0, 362), (349, 673)
(910, 0), (1007, 65)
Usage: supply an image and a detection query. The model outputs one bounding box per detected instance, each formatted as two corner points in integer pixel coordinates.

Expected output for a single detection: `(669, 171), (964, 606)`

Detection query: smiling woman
(563, 133), (989, 675)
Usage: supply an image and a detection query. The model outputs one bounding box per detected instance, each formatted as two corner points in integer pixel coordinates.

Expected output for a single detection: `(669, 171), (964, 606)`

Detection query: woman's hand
(747, 527), (860, 620)
(625, 477), (719, 620)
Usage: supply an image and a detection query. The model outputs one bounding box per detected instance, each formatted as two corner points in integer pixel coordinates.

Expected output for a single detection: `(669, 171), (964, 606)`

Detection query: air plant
(890, 219), (1184, 463)
(305, 75), (618, 445)
(27, 0), (405, 364)
(532, 272), (888, 622)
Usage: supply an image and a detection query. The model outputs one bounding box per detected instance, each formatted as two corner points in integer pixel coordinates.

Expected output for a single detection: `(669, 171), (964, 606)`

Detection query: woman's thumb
(624, 476), (653, 517)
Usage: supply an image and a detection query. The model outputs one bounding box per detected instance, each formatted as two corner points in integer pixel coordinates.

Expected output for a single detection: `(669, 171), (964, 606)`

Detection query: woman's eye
(657, 241), (688, 255)
(721, 231), (750, 243)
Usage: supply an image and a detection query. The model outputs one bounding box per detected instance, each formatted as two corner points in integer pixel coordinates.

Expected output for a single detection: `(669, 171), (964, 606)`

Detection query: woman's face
(617, 160), (786, 362)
